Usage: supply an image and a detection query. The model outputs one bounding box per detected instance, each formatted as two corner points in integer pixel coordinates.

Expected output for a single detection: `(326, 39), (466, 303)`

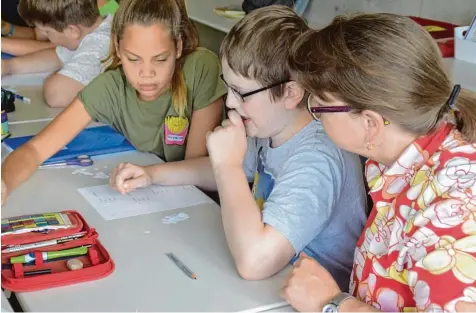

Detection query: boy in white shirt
(1, 0), (112, 108)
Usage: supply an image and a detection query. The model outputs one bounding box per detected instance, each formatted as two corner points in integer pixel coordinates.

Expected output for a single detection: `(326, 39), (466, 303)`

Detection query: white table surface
(1, 291), (14, 312)
(5, 120), (50, 138)
(264, 305), (295, 312)
(2, 86), (61, 123)
(1, 72), (50, 87)
(1, 147), (290, 312)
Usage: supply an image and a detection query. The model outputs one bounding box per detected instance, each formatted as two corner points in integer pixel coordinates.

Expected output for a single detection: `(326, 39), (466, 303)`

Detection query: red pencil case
(1, 210), (114, 292)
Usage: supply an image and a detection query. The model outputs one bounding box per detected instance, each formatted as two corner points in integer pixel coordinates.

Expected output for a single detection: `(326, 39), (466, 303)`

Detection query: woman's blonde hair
(104, 0), (198, 117)
(290, 13), (476, 141)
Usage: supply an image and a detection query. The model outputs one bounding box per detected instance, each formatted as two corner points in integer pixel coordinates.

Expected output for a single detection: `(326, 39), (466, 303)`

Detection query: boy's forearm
(1, 37), (56, 56)
(214, 167), (265, 267)
(1, 22), (36, 39)
(7, 48), (62, 75)
(148, 157), (218, 191)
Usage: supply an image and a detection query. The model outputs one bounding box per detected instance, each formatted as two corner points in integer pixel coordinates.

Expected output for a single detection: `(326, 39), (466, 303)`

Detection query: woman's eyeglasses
(220, 74), (289, 102)
(307, 94), (390, 125)
(307, 94), (352, 119)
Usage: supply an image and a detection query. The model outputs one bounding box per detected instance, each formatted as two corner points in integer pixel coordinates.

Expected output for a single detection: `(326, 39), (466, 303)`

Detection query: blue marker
(3, 89), (31, 104)
(13, 93), (31, 104)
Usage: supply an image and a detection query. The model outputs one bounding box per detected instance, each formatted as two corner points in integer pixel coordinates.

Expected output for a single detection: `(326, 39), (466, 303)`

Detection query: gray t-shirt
(56, 15), (113, 85)
(244, 120), (367, 291)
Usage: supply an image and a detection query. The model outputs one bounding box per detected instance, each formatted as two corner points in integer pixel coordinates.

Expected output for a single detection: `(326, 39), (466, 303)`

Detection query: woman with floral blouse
(282, 12), (476, 312)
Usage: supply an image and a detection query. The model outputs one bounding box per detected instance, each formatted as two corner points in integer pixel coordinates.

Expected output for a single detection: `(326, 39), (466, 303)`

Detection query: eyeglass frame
(307, 94), (390, 125)
(220, 74), (290, 102)
(307, 94), (352, 119)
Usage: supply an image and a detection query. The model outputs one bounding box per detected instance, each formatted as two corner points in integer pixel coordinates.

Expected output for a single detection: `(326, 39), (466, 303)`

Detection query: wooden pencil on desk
(166, 252), (197, 280)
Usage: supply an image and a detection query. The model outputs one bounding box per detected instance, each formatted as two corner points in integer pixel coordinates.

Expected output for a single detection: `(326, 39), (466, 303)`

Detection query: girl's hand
(109, 163), (153, 195)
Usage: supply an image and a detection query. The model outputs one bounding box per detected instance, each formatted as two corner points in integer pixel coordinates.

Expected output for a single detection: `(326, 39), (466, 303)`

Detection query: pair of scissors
(39, 155), (94, 168)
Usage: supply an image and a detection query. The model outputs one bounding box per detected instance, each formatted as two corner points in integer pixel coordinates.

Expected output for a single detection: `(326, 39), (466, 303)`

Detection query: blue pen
(13, 93), (31, 104)
(3, 89), (31, 103)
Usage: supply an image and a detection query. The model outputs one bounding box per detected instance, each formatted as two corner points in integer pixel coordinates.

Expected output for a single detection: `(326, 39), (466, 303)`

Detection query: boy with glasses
(109, 5), (367, 289)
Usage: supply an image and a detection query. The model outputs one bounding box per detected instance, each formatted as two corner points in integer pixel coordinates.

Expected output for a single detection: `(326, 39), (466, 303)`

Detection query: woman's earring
(365, 142), (374, 151)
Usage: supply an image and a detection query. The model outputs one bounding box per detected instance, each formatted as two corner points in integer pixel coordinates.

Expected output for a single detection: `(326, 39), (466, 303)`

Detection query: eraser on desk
(67, 258), (83, 271)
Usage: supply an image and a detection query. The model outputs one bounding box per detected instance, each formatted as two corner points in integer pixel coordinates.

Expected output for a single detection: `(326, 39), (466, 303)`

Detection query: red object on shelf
(408, 16), (458, 58)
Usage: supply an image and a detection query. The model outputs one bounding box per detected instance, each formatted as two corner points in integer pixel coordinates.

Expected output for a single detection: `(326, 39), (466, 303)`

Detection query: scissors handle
(67, 158), (93, 167)
(40, 155), (93, 168)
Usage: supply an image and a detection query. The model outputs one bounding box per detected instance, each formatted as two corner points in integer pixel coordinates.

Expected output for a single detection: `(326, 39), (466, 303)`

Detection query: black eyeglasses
(220, 74), (289, 102)
(307, 95), (391, 125)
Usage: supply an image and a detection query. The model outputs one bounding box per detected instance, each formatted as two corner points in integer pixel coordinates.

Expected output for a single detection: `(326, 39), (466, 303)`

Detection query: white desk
(1, 72), (50, 87)
(1, 147), (289, 312)
(265, 305), (295, 312)
(1, 291), (13, 312)
(3, 86), (61, 123)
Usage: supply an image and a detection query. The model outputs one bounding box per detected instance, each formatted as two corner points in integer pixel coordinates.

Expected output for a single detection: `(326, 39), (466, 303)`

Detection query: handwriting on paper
(78, 184), (213, 220)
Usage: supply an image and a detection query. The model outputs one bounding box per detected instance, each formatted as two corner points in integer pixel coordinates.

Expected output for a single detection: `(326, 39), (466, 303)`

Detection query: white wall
(304, 0), (476, 28)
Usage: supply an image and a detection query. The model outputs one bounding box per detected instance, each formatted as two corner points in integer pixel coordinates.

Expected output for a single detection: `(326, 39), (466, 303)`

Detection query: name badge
(164, 116), (189, 145)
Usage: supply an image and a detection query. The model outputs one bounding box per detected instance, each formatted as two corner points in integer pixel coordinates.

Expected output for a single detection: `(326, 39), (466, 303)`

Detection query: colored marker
(1, 131), (11, 142)
(2, 231), (87, 253)
(2, 253), (86, 270)
(3, 89), (31, 103)
(13, 93), (31, 103)
(10, 245), (90, 264)
(166, 252), (197, 280)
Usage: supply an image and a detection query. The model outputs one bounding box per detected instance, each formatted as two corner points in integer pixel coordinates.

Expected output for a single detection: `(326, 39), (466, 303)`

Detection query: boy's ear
(65, 25), (81, 40)
(283, 81), (305, 110)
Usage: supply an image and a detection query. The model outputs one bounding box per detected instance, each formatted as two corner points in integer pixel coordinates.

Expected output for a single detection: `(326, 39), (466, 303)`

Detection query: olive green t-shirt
(78, 48), (227, 162)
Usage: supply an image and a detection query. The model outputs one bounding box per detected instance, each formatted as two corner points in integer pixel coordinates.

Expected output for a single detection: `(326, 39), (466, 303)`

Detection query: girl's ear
(114, 38), (121, 59)
(176, 39), (183, 59)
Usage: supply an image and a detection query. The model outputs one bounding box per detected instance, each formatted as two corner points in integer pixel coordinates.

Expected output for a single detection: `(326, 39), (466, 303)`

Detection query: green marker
(10, 246), (89, 264)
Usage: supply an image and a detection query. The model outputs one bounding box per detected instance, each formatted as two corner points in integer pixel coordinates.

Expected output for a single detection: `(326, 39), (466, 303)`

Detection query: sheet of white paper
(77, 184), (214, 220)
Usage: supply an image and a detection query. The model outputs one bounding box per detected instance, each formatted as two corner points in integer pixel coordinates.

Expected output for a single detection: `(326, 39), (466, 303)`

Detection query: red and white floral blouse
(350, 123), (476, 312)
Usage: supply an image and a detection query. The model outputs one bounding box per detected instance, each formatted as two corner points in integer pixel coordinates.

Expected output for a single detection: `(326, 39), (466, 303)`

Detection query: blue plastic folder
(1, 52), (14, 60)
(3, 126), (136, 164)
